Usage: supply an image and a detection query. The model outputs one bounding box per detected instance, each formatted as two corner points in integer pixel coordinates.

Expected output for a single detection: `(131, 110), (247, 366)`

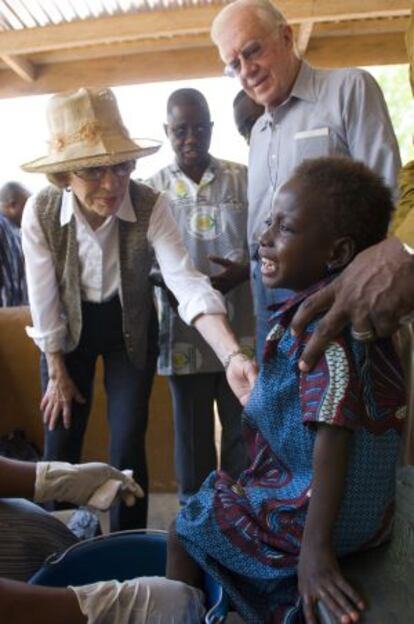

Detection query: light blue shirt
(248, 61), (402, 256)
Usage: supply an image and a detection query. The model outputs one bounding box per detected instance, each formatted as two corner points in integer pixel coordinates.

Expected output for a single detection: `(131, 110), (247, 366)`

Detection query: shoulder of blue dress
(268, 275), (337, 320)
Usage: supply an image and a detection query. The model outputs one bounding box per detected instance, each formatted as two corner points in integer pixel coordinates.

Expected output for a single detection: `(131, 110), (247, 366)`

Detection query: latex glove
(34, 461), (144, 508)
(69, 576), (205, 624)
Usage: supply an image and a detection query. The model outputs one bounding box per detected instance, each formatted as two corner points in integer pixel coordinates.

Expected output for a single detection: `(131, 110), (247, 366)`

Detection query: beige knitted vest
(36, 181), (159, 369)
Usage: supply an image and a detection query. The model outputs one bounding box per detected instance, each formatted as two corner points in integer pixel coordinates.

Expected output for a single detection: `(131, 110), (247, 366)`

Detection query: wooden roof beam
(0, 29), (407, 100)
(1, 54), (36, 81)
(0, 1), (410, 56)
(297, 21), (314, 55)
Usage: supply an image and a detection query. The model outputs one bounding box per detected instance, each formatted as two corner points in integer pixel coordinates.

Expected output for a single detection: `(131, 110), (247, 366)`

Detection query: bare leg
(0, 578), (86, 624)
(167, 519), (203, 589)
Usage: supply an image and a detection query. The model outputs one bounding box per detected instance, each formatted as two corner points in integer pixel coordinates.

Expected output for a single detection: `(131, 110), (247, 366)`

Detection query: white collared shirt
(22, 186), (226, 353)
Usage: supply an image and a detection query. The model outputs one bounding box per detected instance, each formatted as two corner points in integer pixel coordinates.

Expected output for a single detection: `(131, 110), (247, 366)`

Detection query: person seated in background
(0, 456), (142, 581)
(0, 182), (30, 307)
(232, 89), (264, 144)
(0, 214), (28, 307)
(167, 157), (406, 624)
(0, 181), (30, 229)
(0, 456), (204, 624)
(147, 88), (254, 504)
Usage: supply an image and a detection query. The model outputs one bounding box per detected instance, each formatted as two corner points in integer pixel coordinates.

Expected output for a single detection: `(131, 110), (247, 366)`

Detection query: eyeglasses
(167, 123), (213, 140)
(224, 41), (265, 78)
(73, 160), (136, 181)
(224, 33), (276, 78)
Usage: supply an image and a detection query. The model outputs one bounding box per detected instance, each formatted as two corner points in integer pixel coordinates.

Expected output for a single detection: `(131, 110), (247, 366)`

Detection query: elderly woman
(21, 87), (256, 532)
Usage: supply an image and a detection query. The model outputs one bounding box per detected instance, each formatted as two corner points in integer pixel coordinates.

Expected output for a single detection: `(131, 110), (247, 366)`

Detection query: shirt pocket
(294, 127), (330, 161)
(219, 198), (243, 213)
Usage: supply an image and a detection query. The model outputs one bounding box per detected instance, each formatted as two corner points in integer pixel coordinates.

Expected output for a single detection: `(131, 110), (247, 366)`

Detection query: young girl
(167, 156), (407, 624)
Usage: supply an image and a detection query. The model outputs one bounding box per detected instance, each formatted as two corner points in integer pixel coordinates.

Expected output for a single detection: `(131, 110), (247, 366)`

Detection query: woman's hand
(41, 353), (85, 430)
(226, 353), (257, 406)
(41, 375), (85, 431)
(298, 543), (364, 624)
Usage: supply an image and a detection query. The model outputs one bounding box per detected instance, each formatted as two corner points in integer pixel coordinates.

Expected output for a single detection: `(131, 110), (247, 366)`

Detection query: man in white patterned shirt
(147, 88), (254, 503)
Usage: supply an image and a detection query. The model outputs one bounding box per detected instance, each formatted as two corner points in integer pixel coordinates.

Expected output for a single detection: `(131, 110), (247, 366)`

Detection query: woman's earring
(325, 263), (335, 275)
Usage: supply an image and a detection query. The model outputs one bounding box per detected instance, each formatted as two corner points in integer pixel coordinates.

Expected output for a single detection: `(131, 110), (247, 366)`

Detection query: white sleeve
(147, 192), (226, 325)
(70, 577), (206, 624)
(21, 194), (67, 352)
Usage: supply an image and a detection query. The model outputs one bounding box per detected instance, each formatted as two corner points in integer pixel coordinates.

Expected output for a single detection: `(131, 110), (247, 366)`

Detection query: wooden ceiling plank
(314, 17), (409, 38)
(0, 30), (407, 99)
(0, 46), (222, 98)
(26, 17), (408, 66)
(1, 54), (36, 81)
(285, 0), (411, 22)
(305, 31), (407, 68)
(0, 1), (410, 56)
(296, 20), (314, 55)
(30, 32), (212, 63)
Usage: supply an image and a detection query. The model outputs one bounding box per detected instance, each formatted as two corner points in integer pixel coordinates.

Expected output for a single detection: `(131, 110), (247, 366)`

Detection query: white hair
(211, 0), (288, 44)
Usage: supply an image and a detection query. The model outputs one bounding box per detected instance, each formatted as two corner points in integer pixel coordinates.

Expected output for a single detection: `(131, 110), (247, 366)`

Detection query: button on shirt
(248, 61), (402, 256)
(148, 157), (255, 375)
(22, 186), (226, 353)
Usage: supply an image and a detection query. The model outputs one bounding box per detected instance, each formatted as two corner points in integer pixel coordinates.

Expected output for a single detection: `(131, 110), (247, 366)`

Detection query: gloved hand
(34, 461), (144, 509)
(69, 576), (205, 624)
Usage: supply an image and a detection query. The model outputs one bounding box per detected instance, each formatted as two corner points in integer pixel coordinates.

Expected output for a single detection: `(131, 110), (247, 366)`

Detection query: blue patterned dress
(176, 280), (407, 623)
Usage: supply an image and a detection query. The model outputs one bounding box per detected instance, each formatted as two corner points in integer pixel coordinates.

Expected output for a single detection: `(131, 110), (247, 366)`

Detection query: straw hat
(22, 87), (161, 174)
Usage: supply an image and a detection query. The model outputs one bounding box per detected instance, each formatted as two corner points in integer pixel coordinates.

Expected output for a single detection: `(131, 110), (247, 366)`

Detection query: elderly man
(211, 0), (402, 361)
(292, 8), (414, 371)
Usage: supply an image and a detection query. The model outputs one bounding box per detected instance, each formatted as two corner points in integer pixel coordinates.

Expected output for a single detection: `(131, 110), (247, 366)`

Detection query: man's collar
(169, 155), (217, 184)
(290, 61), (317, 103)
(60, 185), (136, 226)
(259, 61), (316, 130)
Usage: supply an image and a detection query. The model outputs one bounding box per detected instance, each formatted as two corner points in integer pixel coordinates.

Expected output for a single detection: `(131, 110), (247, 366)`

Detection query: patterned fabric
(176, 279), (406, 623)
(147, 157), (254, 375)
(0, 214), (27, 307)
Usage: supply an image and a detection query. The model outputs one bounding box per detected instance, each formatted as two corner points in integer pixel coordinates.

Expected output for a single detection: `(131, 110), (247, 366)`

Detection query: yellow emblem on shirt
(172, 351), (189, 369)
(194, 214), (215, 232)
(175, 179), (188, 198)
